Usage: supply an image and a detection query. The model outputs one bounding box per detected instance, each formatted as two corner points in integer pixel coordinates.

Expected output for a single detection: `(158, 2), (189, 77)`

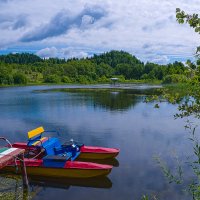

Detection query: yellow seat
(32, 137), (48, 146)
(27, 126), (47, 147)
(28, 126), (44, 139)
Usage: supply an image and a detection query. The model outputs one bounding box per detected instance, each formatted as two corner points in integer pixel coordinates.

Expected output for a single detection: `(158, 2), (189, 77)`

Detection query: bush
(76, 75), (90, 84)
(0, 74), (14, 85)
(44, 74), (60, 83)
(162, 74), (188, 84)
(140, 73), (149, 80)
(13, 73), (28, 84)
(61, 76), (72, 83)
(97, 76), (109, 83)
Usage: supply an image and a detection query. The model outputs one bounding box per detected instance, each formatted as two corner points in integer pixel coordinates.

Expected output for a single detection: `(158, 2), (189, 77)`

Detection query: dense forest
(0, 50), (199, 85)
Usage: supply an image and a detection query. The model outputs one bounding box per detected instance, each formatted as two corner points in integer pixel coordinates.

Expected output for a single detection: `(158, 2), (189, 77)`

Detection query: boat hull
(3, 165), (111, 178)
(79, 146), (119, 160)
(78, 152), (119, 159)
(2, 158), (112, 178)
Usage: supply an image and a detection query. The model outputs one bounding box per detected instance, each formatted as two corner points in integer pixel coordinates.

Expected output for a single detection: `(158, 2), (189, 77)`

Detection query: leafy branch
(176, 8), (200, 57)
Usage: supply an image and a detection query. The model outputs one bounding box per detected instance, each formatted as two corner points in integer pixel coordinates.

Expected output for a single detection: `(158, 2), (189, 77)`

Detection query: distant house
(110, 77), (119, 85)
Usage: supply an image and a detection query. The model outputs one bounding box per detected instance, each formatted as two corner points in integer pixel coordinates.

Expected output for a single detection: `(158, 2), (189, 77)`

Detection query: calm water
(0, 84), (194, 199)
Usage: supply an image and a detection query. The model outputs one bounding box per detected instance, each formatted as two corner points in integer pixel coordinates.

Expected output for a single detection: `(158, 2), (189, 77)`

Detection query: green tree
(115, 63), (133, 79)
(44, 74), (60, 83)
(13, 73), (28, 84)
(0, 53), (43, 64)
(162, 74), (188, 84)
(61, 76), (72, 83)
(0, 50), (193, 85)
(96, 63), (114, 78)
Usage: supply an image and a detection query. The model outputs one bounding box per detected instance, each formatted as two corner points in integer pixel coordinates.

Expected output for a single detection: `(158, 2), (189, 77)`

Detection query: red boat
(12, 142), (119, 160)
(12, 126), (120, 160)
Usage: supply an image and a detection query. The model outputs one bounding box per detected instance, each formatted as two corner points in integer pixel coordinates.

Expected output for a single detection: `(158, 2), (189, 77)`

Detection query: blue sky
(0, 0), (199, 64)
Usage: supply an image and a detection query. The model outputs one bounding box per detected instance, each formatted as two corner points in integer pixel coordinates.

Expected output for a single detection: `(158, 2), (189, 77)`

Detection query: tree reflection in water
(49, 88), (160, 112)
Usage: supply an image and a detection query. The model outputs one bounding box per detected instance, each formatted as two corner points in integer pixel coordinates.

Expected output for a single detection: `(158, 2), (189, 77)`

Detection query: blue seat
(42, 138), (61, 155)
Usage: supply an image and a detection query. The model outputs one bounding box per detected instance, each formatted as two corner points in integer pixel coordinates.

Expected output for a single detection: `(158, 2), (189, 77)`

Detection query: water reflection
(38, 88), (161, 111)
(29, 176), (112, 189)
(0, 174), (113, 198)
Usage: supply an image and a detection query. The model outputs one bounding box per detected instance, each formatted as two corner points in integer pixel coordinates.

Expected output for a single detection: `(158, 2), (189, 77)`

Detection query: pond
(0, 84), (193, 199)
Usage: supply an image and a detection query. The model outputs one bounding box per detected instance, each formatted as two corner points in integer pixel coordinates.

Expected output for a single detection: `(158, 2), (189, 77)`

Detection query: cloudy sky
(0, 0), (199, 64)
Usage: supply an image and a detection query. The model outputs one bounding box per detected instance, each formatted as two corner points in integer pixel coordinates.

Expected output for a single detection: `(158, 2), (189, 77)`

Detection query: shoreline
(0, 80), (162, 88)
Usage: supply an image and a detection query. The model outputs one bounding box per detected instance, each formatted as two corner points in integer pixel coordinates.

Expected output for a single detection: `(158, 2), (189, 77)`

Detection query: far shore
(0, 79), (163, 88)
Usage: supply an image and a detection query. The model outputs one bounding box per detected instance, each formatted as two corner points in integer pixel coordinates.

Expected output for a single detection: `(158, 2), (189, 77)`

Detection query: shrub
(44, 74), (60, 83)
(162, 74), (188, 84)
(61, 76), (72, 83)
(97, 76), (109, 83)
(76, 75), (90, 84)
(13, 73), (28, 84)
(140, 73), (149, 80)
(0, 74), (14, 85)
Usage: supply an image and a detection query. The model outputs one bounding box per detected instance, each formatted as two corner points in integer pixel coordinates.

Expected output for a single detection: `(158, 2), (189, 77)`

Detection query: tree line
(0, 50), (199, 85)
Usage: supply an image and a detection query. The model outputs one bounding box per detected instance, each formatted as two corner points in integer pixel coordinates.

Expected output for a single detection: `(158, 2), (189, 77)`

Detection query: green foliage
(162, 74), (188, 84)
(140, 73), (149, 80)
(13, 73), (27, 84)
(91, 50), (143, 68)
(115, 63), (133, 79)
(152, 135), (200, 199)
(0, 53), (43, 64)
(61, 76), (72, 83)
(96, 63), (114, 77)
(154, 156), (183, 184)
(0, 73), (14, 85)
(176, 8), (200, 57)
(76, 75), (91, 84)
(97, 76), (110, 83)
(176, 8), (200, 33)
(142, 8), (200, 200)
(44, 74), (61, 83)
(114, 75), (125, 82)
(141, 195), (149, 200)
(0, 50), (196, 86)
(141, 195), (158, 200)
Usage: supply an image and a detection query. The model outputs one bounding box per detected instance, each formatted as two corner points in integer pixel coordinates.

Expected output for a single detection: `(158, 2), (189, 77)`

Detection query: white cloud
(36, 47), (89, 59)
(149, 55), (170, 64)
(0, 0), (199, 63)
(62, 48), (89, 59)
(36, 47), (58, 58)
